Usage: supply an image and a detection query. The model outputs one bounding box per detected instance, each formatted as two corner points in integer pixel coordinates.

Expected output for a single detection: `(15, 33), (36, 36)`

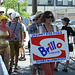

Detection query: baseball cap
(61, 17), (70, 22)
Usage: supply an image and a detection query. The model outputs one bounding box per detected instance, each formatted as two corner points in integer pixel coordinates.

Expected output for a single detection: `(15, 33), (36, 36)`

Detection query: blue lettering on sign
(32, 31), (62, 37)
(36, 58), (66, 64)
(50, 41), (57, 50)
(46, 47), (50, 54)
(38, 41), (62, 57)
(38, 47), (47, 56)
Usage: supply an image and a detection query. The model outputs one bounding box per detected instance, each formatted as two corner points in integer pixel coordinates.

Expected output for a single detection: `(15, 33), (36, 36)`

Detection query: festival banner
(30, 30), (69, 64)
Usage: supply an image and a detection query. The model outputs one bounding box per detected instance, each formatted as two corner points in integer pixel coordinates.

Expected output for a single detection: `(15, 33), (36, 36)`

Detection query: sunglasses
(15, 17), (19, 19)
(0, 11), (4, 13)
(47, 16), (53, 19)
(9, 13), (12, 15)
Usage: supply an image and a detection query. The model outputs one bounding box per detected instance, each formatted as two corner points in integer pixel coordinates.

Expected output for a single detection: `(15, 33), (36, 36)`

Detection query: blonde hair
(0, 15), (8, 22)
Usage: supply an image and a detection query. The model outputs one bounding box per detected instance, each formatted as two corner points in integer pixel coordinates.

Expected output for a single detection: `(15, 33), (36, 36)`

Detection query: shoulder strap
(35, 22), (39, 29)
(9, 21), (11, 27)
(43, 25), (54, 32)
(43, 25), (48, 32)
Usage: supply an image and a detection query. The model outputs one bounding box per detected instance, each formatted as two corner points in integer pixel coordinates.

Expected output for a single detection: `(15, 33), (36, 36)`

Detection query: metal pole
(0, 0), (1, 5)
(65, 8), (67, 17)
(44, 5), (45, 12)
(18, 2), (20, 13)
(54, 0), (57, 32)
(32, 0), (37, 15)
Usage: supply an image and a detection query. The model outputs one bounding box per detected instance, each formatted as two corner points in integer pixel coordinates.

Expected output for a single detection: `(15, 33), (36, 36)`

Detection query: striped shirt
(7, 22), (22, 41)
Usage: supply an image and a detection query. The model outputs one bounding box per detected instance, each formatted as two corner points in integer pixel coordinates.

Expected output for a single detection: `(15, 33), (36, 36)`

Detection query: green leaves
(1, 0), (29, 17)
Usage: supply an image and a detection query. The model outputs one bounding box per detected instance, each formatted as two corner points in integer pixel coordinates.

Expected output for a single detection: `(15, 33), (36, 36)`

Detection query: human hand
(12, 33), (16, 37)
(24, 39), (26, 42)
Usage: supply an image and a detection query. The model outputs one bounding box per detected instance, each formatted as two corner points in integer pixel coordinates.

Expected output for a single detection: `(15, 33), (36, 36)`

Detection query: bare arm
(19, 27), (22, 42)
(56, 26), (59, 31)
(7, 26), (12, 38)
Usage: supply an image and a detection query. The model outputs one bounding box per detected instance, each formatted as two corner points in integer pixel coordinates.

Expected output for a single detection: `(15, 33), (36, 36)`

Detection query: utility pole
(54, 0), (56, 32)
(18, 2), (20, 13)
(0, 0), (1, 5)
(32, 0), (37, 15)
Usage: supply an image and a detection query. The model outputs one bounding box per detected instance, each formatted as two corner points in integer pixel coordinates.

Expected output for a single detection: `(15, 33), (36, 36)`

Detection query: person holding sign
(7, 12), (22, 73)
(54, 17), (75, 72)
(40, 11), (58, 75)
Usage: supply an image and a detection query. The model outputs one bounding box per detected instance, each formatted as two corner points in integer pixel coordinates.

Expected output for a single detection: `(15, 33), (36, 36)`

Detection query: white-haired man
(7, 12), (22, 74)
(7, 8), (15, 21)
(0, 7), (6, 16)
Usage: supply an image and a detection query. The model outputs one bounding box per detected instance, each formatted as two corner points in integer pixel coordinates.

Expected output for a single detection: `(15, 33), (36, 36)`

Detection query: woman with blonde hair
(0, 15), (16, 71)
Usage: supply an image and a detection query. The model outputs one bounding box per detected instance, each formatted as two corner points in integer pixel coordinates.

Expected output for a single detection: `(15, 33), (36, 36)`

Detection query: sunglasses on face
(0, 11), (4, 13)
(9, 13), (12, 15)
(15, 17), (19, 19)
(47, 16), (53, 19)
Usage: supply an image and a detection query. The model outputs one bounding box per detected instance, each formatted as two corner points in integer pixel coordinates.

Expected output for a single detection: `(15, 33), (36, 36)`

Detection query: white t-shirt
(39, 25), (42, 33)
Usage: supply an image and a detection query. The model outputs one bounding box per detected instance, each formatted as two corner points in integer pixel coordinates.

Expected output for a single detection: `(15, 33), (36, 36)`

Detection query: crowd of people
(0, 7), (26, 74)
(0, 6), (75, 75)
(28, 10), (75, 75)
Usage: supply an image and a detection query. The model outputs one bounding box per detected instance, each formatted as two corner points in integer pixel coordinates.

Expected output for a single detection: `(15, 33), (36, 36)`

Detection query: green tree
(1, 0), (30, 17)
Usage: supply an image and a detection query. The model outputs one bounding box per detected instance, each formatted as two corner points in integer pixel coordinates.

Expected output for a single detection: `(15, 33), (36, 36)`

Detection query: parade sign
(30, 30), (69, 64)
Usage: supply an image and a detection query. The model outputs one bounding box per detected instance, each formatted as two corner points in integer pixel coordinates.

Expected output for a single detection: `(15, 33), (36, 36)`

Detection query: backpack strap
(9, 21), (11, 27)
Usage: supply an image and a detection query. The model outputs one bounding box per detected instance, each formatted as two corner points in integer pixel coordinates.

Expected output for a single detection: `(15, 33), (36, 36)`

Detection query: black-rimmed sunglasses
(47, 16), (53, 19)
(9, 13), (12, 15)
(0, 11), (4, 13)
(15, 17), (19, 19)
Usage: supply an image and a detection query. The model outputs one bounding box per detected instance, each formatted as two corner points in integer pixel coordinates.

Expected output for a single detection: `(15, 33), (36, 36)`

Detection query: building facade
(26, 0), (75, 20)
(0, 0), (3, 5)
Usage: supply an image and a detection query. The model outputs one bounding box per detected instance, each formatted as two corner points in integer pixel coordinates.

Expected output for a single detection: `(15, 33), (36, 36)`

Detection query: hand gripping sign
(30, 30), (69, 64)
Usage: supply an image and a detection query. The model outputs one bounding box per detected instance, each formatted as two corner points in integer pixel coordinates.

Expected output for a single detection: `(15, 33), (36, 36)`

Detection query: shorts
(9, 41), (19, 57)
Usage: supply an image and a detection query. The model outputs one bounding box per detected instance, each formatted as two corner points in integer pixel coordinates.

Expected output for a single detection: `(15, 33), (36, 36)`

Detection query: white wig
(11, 12), (20, 20)
(0, 7), (6, 14)
(7, 8), (15, 16)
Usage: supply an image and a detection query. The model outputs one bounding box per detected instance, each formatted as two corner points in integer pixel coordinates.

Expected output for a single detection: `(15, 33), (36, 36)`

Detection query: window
(68, 13), (75, 16)
(68, 0), (72, 5)
(1, 0), (3, 3)
(56, 0), (63, 5)
(57, 14), (64, 19)
(48, 0), (54, 5)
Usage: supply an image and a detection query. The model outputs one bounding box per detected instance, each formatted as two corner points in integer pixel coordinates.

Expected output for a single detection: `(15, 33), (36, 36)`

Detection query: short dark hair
(40, 11), (55, 22)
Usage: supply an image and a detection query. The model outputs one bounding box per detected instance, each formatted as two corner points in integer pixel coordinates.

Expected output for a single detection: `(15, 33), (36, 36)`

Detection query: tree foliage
(1, 0), (30, 17)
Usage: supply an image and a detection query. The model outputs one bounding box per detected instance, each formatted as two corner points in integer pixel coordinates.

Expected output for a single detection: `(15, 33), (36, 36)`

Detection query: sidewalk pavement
(10, 48), (75, 75)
